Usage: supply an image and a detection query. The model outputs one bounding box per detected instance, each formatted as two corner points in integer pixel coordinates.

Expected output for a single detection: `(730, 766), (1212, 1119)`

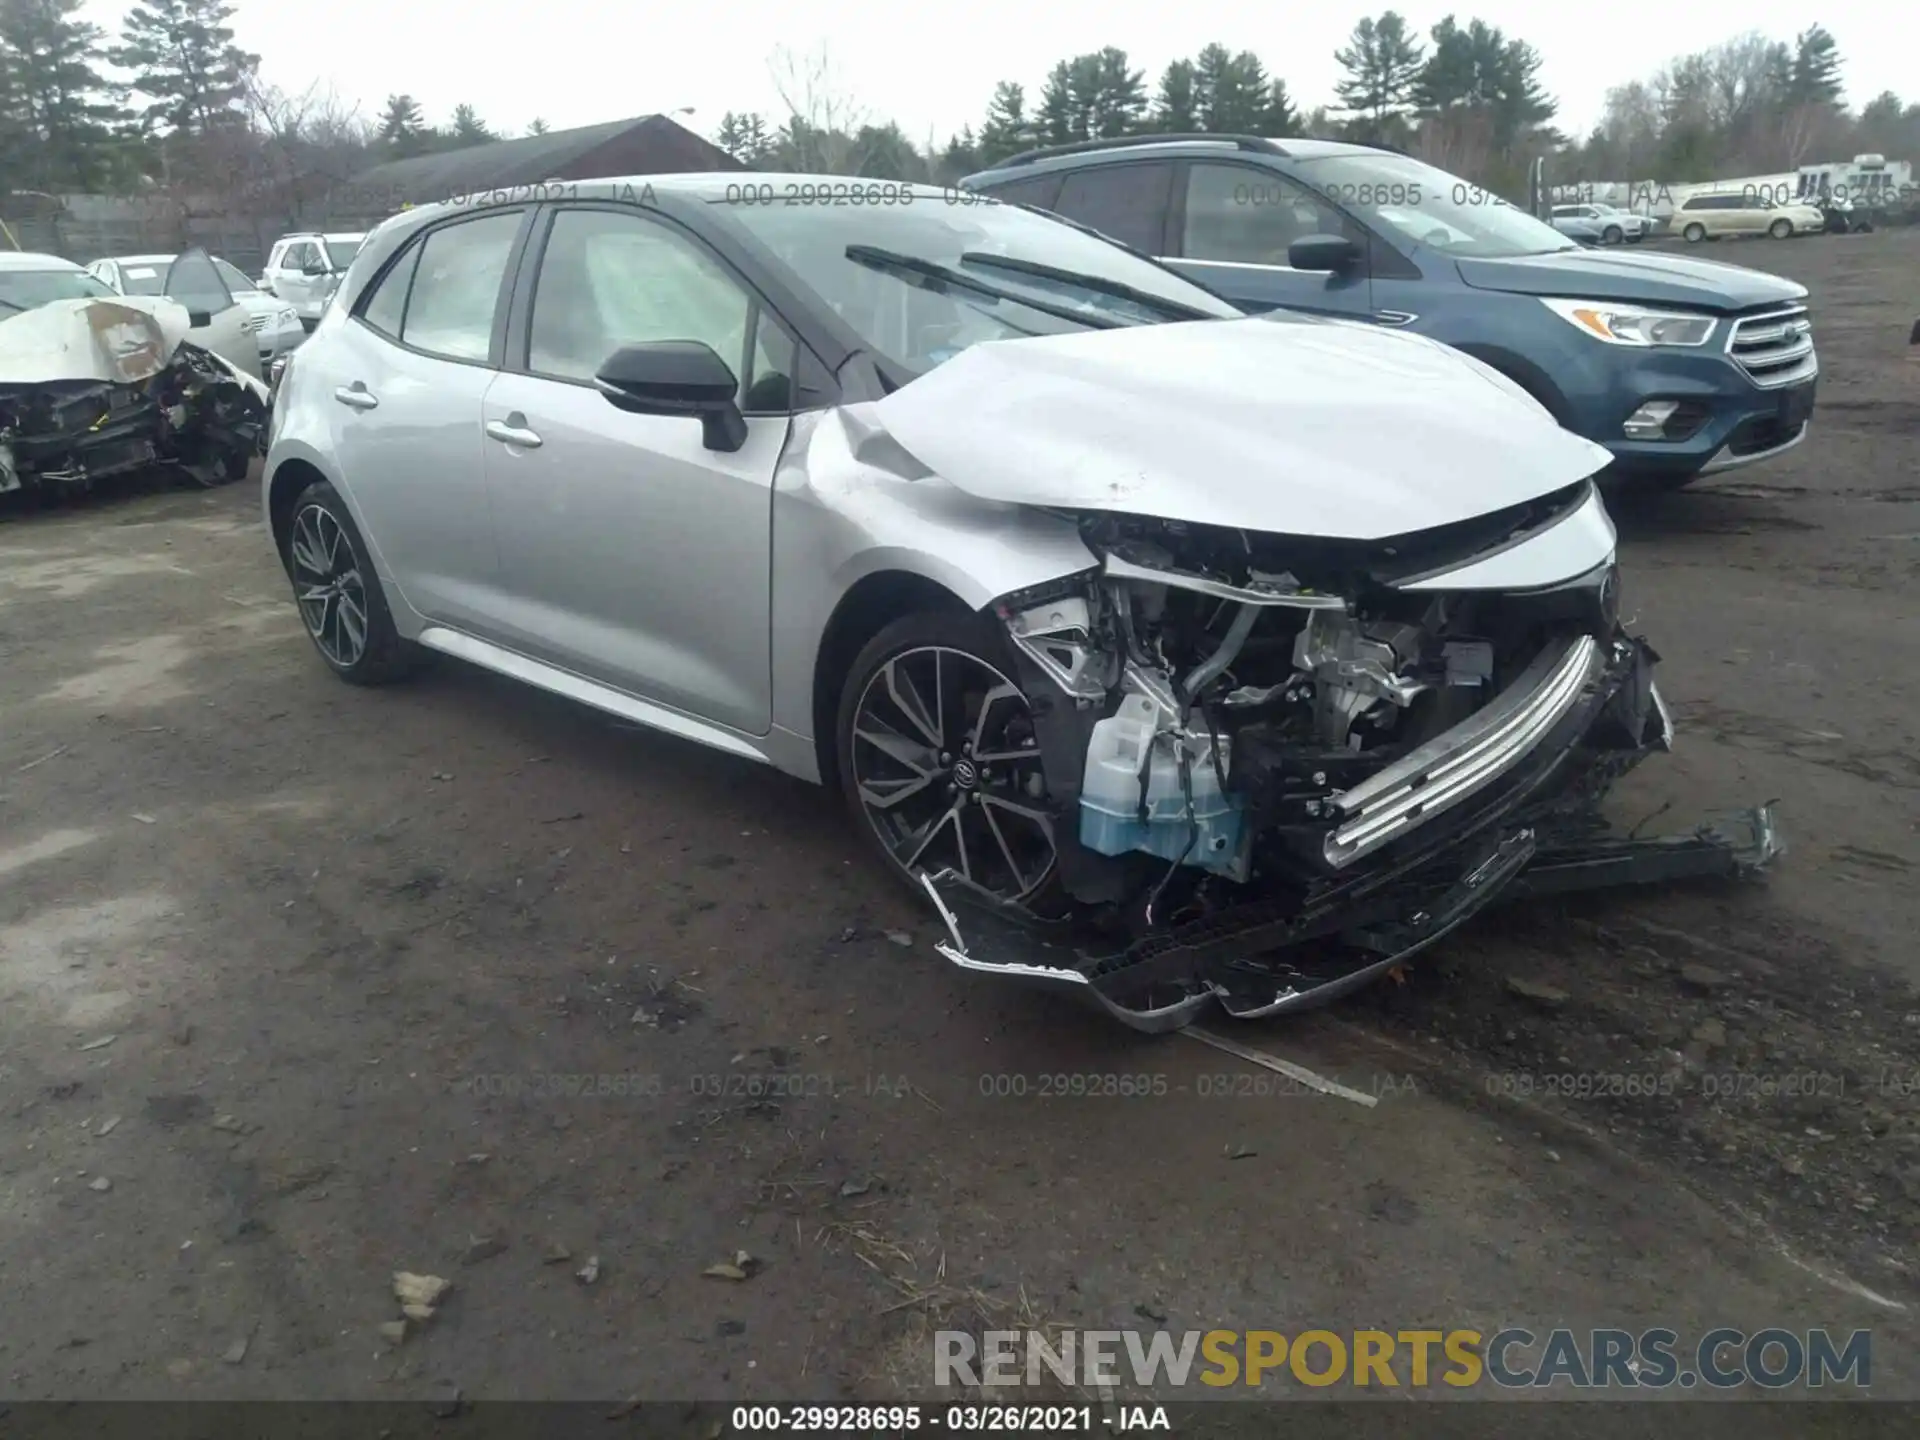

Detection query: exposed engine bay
(912, 481), (1782, 1031)
(0, 298), (266, 499)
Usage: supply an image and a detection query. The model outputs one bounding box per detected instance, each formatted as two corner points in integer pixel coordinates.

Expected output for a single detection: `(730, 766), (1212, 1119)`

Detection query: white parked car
(1, 250), (260, 380)
(261, 232), (367, 325)
(90, 253), (304, 366)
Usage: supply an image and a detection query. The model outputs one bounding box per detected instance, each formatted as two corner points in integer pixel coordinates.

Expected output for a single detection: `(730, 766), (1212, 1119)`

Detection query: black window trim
(502, 199), (825, 416)
(348, 206), (536, 370)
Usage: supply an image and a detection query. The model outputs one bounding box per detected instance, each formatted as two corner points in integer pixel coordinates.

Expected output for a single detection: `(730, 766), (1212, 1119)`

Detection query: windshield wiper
(957, 252), (1216, 322)
(843, 245), (1121, 330)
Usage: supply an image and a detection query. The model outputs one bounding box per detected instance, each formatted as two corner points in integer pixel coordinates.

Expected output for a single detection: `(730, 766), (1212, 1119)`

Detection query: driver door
(479, 204), (791, 735)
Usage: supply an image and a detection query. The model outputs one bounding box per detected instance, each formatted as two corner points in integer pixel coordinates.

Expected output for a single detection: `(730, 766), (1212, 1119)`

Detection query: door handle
(485, 415), (543, 449)
(333, 384), (378, 410)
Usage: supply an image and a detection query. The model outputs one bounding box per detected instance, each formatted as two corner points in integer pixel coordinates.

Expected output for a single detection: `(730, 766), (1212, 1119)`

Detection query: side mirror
(594, 340), (747, 452)
(302, 260), (328, 276)
(1288, 234), (1362, 273)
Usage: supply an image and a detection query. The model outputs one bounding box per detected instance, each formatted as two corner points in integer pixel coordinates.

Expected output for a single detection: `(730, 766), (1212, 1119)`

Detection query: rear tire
(835, 609), (1061, 911)
(1769, 218), (1793, 239)
(283, 479), (423, 686)
(1683, 223), (1706, 243)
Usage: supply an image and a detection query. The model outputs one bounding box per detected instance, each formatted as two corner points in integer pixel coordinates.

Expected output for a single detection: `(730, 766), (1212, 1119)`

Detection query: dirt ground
(2, 226), (1917, 1412)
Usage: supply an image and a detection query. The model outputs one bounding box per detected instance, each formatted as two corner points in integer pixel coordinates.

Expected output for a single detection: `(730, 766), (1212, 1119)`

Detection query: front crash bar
(917, 803), (1783, 1031)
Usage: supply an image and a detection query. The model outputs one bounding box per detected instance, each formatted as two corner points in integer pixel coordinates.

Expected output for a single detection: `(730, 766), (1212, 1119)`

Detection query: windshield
(1293, 152), (1577, 259)
(0, 267), (117, 311)
(325, 238), (363, 268)
(712, 190), (1241, 374)
(116, 261), (171, 295)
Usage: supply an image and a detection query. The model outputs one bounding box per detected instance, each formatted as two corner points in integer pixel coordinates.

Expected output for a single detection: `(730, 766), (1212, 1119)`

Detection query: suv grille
(242, 314), (268, 334)
(1728, 305), (1816, 388)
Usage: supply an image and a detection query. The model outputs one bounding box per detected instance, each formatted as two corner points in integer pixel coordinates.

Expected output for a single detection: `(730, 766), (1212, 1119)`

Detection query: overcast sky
(88, 1), (1905, 149)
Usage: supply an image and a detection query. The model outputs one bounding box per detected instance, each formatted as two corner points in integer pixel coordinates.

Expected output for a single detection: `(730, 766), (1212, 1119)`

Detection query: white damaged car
(0, 249), (269, 498)
(263, 176), (1780, 1030)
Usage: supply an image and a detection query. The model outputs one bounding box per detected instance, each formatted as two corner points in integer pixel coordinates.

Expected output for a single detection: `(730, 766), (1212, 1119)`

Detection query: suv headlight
(1540, 298), (1717, 347)
(277, 307), (298, 326)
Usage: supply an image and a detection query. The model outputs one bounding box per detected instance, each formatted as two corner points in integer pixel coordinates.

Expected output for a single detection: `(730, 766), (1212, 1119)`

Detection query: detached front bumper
(918, 634), (1782, 1032)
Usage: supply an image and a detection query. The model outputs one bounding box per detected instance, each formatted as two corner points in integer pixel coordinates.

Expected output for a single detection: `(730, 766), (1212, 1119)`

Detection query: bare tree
(766, 43), (868, 173)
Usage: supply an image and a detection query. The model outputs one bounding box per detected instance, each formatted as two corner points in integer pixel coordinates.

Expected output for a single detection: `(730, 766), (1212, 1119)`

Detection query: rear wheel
(836, 611), (1059, 908)
(1769, 218), (1793, 239)
(284, 479), (422, 685)
(1682, 222), (1706, 243)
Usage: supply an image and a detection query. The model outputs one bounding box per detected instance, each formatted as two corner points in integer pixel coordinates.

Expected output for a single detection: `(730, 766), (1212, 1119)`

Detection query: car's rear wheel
(837, 611), (1059, 909)
(1602, 224), (1624, 244)
(1769, 218), (1793, 239)
(1682, 222), (1706, 243)
(285, 479), (422, 685)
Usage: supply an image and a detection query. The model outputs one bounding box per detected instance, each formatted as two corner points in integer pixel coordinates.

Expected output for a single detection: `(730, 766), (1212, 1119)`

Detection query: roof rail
(995, 133), (1290, 169)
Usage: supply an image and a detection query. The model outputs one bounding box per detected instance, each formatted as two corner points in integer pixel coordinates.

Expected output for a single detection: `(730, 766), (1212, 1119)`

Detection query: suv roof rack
(995, 133), (1291, 169)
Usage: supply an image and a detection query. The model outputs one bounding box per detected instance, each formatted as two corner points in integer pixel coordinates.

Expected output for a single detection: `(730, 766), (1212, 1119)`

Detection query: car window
(1182, 162), (1359, 266)
(399, 212), (522, 362)
(214, 259), (257, 294)
(359, 240), (422, 338)
(325, 238), (363, 269)
(115, 260), (167, 295)
(1050, 163), (1173, 253)
(528, 207), (761, 398)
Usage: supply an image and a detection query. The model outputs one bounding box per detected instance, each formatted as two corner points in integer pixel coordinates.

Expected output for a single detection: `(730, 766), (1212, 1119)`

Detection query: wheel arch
(811, 569), (974, 791)
(1452, 343), (1574, 427)
(266, 456), (330, 563)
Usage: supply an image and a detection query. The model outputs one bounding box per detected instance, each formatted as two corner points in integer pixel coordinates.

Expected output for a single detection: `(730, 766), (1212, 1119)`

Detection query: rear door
(478, 202), (792, 734)
(320, 207), (533, 630)
(1164, 160), (1374, 319)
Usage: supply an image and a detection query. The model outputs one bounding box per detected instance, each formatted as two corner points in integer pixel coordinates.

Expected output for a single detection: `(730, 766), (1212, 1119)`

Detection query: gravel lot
(2, 227), (1917, 1409)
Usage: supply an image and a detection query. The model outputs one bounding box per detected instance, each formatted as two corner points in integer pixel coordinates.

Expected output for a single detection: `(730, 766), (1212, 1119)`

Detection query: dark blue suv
(962, 136), (1818, 489)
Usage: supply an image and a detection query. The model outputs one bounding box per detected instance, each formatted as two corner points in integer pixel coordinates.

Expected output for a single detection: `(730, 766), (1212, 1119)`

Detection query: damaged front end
(0, 300), (266, 499)
(919, 478), (1781, 1031)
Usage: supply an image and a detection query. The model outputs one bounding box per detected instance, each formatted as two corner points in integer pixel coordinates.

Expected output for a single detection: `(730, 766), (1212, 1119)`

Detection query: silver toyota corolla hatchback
(264, 173), (1777, 1030)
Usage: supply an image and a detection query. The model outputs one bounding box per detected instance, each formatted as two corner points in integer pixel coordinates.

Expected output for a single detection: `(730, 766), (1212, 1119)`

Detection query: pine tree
(1786, 25), (1842, 107)
(0, 0), (131, 189)
(110, 0), (255, 135)
(1332, 12), (1426, 141)
(526, 117), (549, 136)
(978, 81), (1034, 163)
(1262, 79), (1299, 137)
(1153, 60), (1198, 132)
(449, 103), (493, 146)
(378, 92), (429, 157)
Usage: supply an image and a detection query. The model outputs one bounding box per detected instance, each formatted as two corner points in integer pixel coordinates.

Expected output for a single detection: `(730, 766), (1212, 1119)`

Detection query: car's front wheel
(836, 610), (1060, 909)
(1602, 224), (1624, 244)
(284, 479), (422, 685)
(1769, 218), (1793, 239)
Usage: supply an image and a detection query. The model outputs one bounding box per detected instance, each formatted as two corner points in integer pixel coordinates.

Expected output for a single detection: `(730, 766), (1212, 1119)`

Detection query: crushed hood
(868, 318), (1613, 541)
(0, 296), (193, 385)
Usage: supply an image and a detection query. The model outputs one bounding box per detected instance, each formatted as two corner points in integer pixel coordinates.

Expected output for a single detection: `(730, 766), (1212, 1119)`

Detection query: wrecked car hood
(0, 296), (193, 385)
(868, 318), (1614, 541)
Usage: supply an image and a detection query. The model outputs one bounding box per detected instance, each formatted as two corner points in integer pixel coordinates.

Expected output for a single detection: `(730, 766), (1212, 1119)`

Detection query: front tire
(836, 610), (1059, 908)
(1769, 218), (1793, 239)
(1683, 222), (1706, 243)
(284, 479), (422, 685)
(1603, 224), (1624, 245)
